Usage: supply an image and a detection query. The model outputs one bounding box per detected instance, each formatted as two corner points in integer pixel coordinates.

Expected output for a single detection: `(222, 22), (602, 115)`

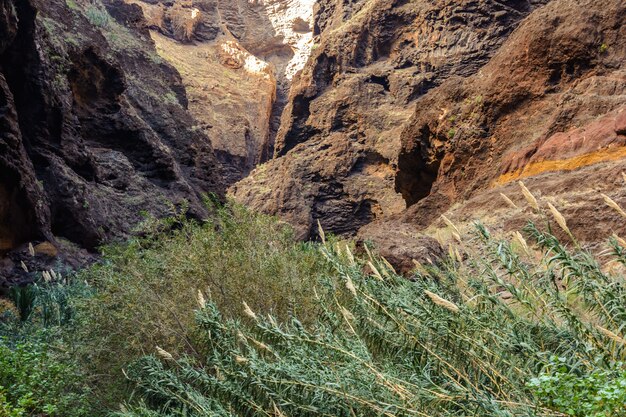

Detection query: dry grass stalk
(272, 401), (287, 417)
(518, 181), (539, 211)
(156, 346), (174, 361)
(424, 290), (460, 313)
(500, 193), (518, 209)
(243, 301), (257, 320)
(20, 261), (28, 273)
(42, 271), (52, 283)
(317, 220), (326, 244)
(547, 202), (572, 238)
(612, 233), (626, 248)
(601, 193), (626, 218)
(441, 215), (461, 236)
(28, 242), (35, 257)
(368, 261), (383, 281)
(596, 325), (626, 345)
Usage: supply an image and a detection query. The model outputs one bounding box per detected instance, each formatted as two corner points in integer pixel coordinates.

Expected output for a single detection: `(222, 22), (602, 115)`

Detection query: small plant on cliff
(85, 5), (110, 28)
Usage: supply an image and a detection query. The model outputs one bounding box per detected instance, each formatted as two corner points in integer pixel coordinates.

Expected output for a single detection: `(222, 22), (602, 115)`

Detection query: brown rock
(0, 0), (224, 260)
(357, 221), (444, 276)
(232, 0), (626, 268)
(34, 242), (58, 258)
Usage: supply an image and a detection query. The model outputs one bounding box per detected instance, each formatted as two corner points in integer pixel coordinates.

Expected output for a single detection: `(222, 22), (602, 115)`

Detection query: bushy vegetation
(75, 203), (330, 407)
(0, 198), (625, 416)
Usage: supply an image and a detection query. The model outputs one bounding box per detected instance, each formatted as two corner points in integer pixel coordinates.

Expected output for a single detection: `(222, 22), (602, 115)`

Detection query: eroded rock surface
(0, 0), (223, 286)
(232, 0), (626, 269)
(127, 0), (316, 183)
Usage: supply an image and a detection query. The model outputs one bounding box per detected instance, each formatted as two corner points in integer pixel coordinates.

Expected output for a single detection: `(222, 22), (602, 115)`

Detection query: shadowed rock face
(231, 0), (626, 268)
(0, 0), (224, 285)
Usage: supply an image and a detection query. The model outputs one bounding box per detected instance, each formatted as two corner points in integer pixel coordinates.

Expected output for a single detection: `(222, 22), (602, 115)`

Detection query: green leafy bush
(528, 357), (626, 417)
(76, 202), (332, 406)
(0, 336), (90, 417)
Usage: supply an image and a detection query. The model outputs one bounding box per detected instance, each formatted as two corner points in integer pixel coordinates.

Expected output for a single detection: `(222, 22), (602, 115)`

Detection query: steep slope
(231, 0), (550, 237)
(0, 0), (223, 284)
(127, 0), (316, 183)
(232, 0), (626, 268)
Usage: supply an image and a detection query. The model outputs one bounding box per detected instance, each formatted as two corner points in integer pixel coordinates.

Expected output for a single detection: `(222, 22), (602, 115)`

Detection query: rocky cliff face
(127, 0), (316, 183)
(0, 0), (224, 284)
(232, 0), (626, 269)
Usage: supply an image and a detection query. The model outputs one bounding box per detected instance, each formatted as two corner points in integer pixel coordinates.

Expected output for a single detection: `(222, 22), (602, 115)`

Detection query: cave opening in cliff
(394, 126), (441, 207)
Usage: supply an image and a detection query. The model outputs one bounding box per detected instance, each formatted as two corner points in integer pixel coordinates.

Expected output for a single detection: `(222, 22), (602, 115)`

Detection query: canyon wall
(232, 0), (626, 270)
(127, 0), (316, 183)
(0, 0), (224, 283)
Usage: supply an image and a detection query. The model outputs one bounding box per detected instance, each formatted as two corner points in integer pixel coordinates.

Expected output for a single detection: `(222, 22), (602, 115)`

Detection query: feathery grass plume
(242, 301), (257, 320)
(20, 261), (28, 273)
(196, 290), (206, 309)
(381, 257), (397, 275)
(514, 231), (530, 256)
(364, 244), (374, 262)
(345, 276), (357, 296)
(424, 290), (460, 313)
(50, 270), (57, 281)
(441, 215), (461, 236)
(317, 220), (326, 244)
(547, 202), (572, 238)
(435, 229), (445, 246)
(367, 261), (383, 281)
(28, 242), (35, 257)
(602, 193), (626, 218)
(251, 338), (270, 352)
(234, 355), (249, 365)
(596, 325), (626, 345)
(42, 271), (51, 283)
(411, 259), (430, 277)
(155, 346), (174, 361)
(452, 231), (462, 243)
(500, 193), (518, 209)
(518, 181), (539, 211)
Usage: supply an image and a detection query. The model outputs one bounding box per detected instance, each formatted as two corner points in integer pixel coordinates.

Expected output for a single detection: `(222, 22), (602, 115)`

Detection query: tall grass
(1, 196), (625, 416)
(115, 218), (626, 417)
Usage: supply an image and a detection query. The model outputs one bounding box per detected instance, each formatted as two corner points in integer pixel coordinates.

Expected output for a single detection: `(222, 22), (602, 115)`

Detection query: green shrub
(116, 220), (626, 417)
(0, 336), (90, 417)
(76, 201), (332, 406)
(84, 6), (110, 28)
(528, 356), (626, 417)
